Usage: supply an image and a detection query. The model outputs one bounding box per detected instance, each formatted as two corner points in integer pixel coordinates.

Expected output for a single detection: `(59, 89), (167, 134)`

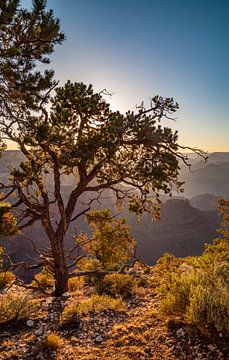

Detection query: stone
(35, 327), (43, 336)
(207, 344), (216, 352)
(62, 292), (70, 298)
(26, 320), (34, 327)
(144, 347), (152, 354)
(94, 335), (103, 343)
(176, 328), (185, 337)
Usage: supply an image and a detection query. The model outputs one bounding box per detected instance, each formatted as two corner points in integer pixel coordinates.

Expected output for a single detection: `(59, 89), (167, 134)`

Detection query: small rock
(26, 320), (34, 327)
(94, 335), (103, 343)
(36, 354), (44, 360)
(176, 328), (186, 337)
(144, 347), (152, 354)
(207, 344), (216, 352)
(62, 292), (70, 298)
(35, 327), (43, 336)
(0, 345), (7, 351)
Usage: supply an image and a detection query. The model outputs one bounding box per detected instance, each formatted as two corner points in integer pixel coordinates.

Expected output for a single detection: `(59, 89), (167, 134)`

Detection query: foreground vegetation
(0, 251), (228, 359)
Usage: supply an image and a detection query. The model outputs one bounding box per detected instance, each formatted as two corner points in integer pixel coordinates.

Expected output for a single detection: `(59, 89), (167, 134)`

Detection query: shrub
(96, 273), (135, 298)
(68, 276), (84, 292)
(0, 293), (38, 325)
(156, 253), (182, 275)
(137, 276), (154, 288)
(187, 278), (229, 333)
(41, 333), (63, 349)
(0, 271), (16, 291)
(77, 209), (136, 271)
(61, 302), (80, 325)
(159, 240), (229, 334)
(77, 257), (102, 285)
(61, 294), (125, 325)
(160, 270), (197, 316)
(32, 267), (54, 289)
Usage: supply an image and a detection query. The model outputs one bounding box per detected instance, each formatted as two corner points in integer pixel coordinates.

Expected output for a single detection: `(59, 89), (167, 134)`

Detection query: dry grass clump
(96, 273), (136, 298)
(0, 271), (15, 291)
(41, 333), (63, 349)
(61, 294), (125, 325)
(32, 267), (54, 289)
(68, 276), (84, 292)
(0, 293), (38, 325)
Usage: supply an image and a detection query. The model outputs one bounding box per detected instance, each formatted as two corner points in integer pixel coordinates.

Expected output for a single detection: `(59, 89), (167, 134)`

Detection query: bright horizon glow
(14, 0), (229, 153)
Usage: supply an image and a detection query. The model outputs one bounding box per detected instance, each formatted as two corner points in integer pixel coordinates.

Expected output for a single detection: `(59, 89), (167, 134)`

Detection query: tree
(0, 80), (205, 295)
(0, 0), (64, 129)
(0, 1), (205, 295)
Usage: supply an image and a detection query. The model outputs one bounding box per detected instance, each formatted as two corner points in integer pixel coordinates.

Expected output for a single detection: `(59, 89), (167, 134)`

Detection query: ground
(0, 269), (228, 360)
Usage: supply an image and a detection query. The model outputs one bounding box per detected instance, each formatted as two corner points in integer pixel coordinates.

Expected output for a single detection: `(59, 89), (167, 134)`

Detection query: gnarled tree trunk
(51, 234), (69, 296)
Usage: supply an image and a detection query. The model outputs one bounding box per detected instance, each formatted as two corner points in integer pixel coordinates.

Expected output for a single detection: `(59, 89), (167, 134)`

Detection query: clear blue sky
(21, 0), (229, 152)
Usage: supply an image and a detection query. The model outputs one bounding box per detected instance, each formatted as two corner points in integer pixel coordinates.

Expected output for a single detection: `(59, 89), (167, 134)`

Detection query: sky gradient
(20, 0), (229, 152)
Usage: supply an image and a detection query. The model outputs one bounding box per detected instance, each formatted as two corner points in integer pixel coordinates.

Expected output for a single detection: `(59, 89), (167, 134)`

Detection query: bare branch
(70, 206), (91, 223)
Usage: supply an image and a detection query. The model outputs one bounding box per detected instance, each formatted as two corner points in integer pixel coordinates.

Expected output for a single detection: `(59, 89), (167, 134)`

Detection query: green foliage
(0, 271), (16, 291)
(67, 276), (84, 292)
(160, 270), (196, 316)
(217, 199), (229, 241)
(159, 239), (229, 334)
(156, 253), (182, 275)
(0, 0), (64, 115)
(0, 202), (18, 237)
(61, 295), (125, 325)
(186, 278), (229, 334)
(0, 247), (4, 268)
(78, 209), (136, 271)
(96, 273), (136, 298)
(32, 266), (54, 289)
(0, 293), (38, 325)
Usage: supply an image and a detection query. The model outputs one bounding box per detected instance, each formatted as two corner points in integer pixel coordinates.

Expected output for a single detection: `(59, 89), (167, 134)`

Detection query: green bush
(96, 273), (135, 298)
(32, 267), (54, 289)
(159, 239), (229, 334)
(187, 278), (229, 333)
(68, 276), (84, 292)
(160, 270), (197, 316)
(61, 294), (125, 325)
(0, 293), (38, 325)
(77, 209), (136, 271)
(156, 253), (182, 275)
(0, 271), (16, 291)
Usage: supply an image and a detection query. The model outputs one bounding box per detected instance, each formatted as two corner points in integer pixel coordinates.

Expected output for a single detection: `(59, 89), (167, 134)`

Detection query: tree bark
(53, 263), (68, 296)
(42, 217), (69, 296)
(51, 235), (69, 296)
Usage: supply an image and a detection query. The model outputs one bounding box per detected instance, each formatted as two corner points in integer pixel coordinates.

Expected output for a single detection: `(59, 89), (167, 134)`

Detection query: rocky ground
(0, 271), (228, 360)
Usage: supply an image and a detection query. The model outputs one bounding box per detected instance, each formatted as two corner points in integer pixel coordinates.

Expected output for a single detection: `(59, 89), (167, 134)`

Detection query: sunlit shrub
(0, 293), (38, 325)
(68, 276), (84, 292)
(61, 294), (125, 325)
(96, 273), (135, 298)
(159, 239), (229, 334)
(41, 333), (63, 349)
(32, 267), (54, 289)
(156, 253), (182, 275)
(77, 209), (136, 271)
(0, 271), (16, 291)
(187, 278), (229, 333)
